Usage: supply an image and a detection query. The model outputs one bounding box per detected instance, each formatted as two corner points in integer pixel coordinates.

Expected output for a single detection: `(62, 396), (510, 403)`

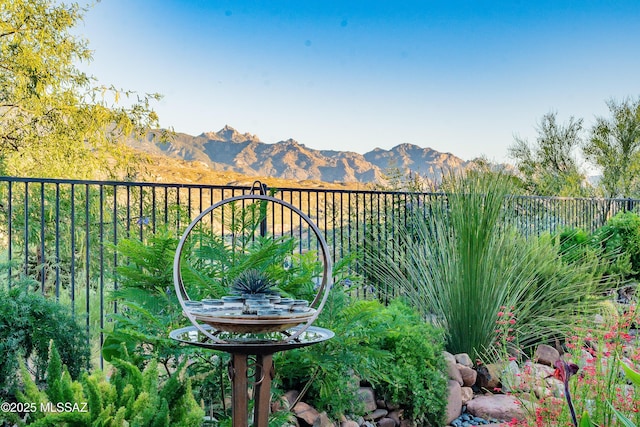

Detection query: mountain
(364, 143), (468, 183)
(129, 125), (470, 185)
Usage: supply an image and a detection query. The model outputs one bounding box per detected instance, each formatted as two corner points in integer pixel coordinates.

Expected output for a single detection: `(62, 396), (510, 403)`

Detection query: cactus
(231, 269), (275, 295)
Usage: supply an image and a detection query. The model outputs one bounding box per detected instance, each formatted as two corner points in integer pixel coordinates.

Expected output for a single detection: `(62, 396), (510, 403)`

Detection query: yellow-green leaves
(0, 0), (162, 178)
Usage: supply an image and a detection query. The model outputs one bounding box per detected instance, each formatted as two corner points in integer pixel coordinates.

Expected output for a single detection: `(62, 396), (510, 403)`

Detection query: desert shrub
(558, 227), (600, 265)
(0, 276), (90, 401)
(275, 292), (447, 425)
(593, 211), (640, 280)
(362, 171), (606, 358)
(513, 232), (608, 349)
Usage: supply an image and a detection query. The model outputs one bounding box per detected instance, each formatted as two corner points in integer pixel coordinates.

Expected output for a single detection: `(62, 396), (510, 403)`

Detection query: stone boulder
(446, 380), (462, 425)
(475, 365), (491, 389)
(377, 418), (396, 427)
(476, 363), (502, 390)
(293, 402), (321, 425)
(457, 364), (477, 387)
(455, 353), (473, 368)
(272, 389), (300, 412)
(313, 412), (334, 427)
(313, 412), (336, 427)
(466, 394), (526, 422)
(444, 352), (464, 386)
(356, 387), (378, 412)
(364, 409), (388, 421)
(500, 360), (522, 393)
(461, 387), (474, 404)
(534, 344), (560, 367)
(487, 363), (506, 390)
(388, 410), (403, 425)
(527, 361), (555, 382)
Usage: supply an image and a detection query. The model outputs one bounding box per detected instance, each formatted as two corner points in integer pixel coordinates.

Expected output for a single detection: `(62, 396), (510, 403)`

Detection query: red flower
(551, 358), (580, 427)
(553, 359), (579, 383)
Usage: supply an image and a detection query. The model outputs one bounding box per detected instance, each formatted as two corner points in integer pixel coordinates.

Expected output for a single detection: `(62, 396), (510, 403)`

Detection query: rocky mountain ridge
(129, 125), (470, 185)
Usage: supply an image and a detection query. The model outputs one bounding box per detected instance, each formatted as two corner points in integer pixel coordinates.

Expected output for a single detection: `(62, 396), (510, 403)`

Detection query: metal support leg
(253, 354), (274, 427)
(230, 353), (249, 427)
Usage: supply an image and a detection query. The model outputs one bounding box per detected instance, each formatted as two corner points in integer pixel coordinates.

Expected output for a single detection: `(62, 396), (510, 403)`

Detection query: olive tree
(509, 112), (590, 196)
(583, 97), (640, 198)
(0, 0), (161, 178)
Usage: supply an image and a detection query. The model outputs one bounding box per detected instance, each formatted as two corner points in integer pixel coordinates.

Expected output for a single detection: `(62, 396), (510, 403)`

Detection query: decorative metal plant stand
(171, 190), (334, 427)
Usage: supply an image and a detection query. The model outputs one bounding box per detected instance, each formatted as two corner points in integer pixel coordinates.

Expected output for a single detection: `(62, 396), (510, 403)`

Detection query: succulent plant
(231, 269), (276, 295)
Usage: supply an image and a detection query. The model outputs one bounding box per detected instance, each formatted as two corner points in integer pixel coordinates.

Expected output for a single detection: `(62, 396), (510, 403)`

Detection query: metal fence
(0, 176), (636, 364)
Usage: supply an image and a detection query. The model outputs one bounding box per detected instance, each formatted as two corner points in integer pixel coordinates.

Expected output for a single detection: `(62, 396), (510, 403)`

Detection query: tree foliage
(584, 97), (640, 198)
(509, 112), (589, 196)
(0, 0), (162, 178)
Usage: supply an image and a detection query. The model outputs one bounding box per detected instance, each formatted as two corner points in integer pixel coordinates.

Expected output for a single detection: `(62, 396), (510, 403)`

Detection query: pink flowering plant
(495, 306), (519, 357)
(507, 303), (640, 427)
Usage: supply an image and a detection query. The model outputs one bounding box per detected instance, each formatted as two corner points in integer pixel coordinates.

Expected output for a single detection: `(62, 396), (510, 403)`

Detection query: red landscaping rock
(293, 401), (321, 425)
(446, 380), (463, 425)
(466, 394), (526, 422)
(534, 344), (560, 367)
(458, 363), (477, 387)
(377, 417), (397, 427)
(356, 387), (378, 412)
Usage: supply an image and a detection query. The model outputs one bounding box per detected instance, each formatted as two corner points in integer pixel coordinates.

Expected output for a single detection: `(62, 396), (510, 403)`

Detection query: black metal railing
(0, 175), (636, 364)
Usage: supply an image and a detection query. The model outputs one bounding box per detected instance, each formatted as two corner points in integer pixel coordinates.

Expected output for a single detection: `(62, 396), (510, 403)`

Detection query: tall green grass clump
(363, 170), (606, 358)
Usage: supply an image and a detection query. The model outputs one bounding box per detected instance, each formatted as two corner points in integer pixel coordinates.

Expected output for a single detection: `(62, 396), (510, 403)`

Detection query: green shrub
(275, 292), (447, 425)
(0, 277), (90, 401)
(375, 300), (447, 426)
(103, 229), (229, 422)
(514, 233), (607, 349)
(275, 290), (389, 419)
(594, 211), (640, 280)
(558, 227), (598, 265)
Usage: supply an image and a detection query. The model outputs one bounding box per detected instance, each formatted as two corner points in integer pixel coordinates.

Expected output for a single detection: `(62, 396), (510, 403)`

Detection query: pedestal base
(229, 353), (273, 427)
(170, 325), (334, 427)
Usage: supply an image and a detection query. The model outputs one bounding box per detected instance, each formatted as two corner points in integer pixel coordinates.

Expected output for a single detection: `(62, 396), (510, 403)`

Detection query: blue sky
(78, 0), (640, 164)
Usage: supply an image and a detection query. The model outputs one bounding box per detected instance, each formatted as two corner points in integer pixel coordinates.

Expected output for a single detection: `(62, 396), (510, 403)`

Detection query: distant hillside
(128, 125), (470, 185)
(135, 151), (367, 191)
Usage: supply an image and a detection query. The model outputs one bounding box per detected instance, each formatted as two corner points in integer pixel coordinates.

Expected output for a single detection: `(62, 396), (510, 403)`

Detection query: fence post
(251, 180), (269, 237)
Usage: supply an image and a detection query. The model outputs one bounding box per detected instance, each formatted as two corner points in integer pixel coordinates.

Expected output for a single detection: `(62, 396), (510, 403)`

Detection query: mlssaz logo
(40, 402), (89, 413)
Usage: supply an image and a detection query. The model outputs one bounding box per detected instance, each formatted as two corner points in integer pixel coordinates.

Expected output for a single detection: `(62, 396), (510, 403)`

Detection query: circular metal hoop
(173, 194), (333, 344)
